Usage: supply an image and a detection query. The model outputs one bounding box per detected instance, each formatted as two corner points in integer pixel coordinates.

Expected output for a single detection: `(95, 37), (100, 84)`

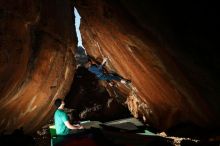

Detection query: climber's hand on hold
(101, 57), (108, 66)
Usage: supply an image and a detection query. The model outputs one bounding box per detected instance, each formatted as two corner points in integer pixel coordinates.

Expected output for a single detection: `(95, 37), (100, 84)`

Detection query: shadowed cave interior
(0, 0), (220, 145)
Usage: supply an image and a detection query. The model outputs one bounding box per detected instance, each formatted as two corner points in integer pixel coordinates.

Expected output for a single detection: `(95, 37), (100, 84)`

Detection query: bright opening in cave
(74, 7), (84, 48)
(74, 7), (88, 68)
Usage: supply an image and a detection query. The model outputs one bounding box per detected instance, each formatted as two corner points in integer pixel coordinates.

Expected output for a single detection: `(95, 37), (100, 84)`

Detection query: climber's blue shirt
(88, 65), (103, 78)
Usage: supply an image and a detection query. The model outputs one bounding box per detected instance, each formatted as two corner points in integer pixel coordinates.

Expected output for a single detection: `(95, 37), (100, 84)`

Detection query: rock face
(0, 0), (76, 133)
(64, 66), (131, 123)
(0, 0), (219, 134)
(76, 0), (219, 131)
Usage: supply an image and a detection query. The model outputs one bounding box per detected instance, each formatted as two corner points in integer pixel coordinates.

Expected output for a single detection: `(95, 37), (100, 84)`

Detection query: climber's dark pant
(98, 74), (121, 81)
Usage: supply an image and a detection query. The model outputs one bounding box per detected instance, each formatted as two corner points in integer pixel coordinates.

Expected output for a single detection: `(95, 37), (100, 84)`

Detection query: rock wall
(0, 0), (219, 134)
(0, 0), (76, 133)
(75, 0), (219, 130)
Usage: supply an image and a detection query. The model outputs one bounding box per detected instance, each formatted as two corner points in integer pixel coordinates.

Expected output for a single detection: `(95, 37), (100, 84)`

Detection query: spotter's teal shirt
(54, 109), (70, 135)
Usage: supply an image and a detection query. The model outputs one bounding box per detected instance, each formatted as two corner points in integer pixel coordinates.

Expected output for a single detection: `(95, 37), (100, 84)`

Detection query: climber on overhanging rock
(84, 57), (131, 86)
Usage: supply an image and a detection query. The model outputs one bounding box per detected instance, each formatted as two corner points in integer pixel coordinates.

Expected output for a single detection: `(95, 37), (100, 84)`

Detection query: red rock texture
(0, 0), (76, 133)
(0, 0), (219, 134)
(75, 0), (218, 130)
